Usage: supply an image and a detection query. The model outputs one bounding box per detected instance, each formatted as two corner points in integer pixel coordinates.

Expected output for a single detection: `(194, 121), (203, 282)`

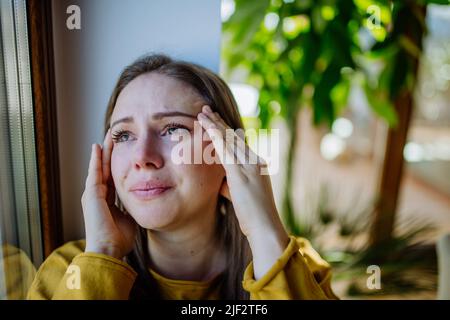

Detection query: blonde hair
(103, 54), (251, 299)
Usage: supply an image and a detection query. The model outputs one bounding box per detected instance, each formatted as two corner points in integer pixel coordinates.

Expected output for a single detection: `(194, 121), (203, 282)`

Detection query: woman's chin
(129, 207), (177, 230)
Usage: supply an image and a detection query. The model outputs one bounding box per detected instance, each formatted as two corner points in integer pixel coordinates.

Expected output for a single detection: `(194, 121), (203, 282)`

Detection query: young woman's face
(110, 72), (225, 230)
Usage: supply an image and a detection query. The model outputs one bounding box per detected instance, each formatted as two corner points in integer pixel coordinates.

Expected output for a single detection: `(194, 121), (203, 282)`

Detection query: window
(0, 0), (43, 299)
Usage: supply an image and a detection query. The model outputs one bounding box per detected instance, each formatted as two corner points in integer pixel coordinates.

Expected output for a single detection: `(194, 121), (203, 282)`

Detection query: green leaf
(423, 0), (450, 4)
(364, 81), (398, 127)
(224, 0), (271, 54)
(331, 79), (351, 116)
(312, 62), (341, 127)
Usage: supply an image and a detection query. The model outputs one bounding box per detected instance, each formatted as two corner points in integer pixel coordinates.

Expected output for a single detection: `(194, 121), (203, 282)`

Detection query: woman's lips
(129, 180), (173, 201)
(130, 187), (172, 201)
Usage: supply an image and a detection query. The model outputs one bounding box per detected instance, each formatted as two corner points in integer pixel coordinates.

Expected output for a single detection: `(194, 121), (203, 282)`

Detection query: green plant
(285, 183), (437, 297)
(222, 0), (448, 245)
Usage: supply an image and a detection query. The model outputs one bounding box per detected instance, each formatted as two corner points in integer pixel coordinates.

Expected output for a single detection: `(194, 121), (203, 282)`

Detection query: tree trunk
(369, 3), (426, 246)
(370, 90), (414, 245)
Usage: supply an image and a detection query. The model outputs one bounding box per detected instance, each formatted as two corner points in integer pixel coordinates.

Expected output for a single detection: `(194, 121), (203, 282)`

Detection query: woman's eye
(112, 131), (131, 143)
(167, 127), (183, 135)
(162, 124), (190, 136)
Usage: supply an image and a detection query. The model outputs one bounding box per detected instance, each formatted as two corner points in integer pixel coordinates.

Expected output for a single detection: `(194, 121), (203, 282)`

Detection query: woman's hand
(197, 105), (289, 279)
(81, 129), (137, 260)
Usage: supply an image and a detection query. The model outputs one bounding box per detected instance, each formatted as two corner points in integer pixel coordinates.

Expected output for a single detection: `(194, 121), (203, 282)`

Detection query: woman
(27, 54), (338, 300)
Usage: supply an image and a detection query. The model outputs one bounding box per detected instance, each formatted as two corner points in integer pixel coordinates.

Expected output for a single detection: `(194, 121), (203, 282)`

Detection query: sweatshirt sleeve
(1, 244), (37, 299)
(242, 235), (339, 300)
(27, 241), (137, 300)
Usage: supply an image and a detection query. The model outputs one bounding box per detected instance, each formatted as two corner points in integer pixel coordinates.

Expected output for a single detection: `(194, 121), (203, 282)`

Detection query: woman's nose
(132, 134), (164, 170)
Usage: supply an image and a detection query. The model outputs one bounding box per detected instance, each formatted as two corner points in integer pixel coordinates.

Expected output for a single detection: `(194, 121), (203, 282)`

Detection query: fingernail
(203, 105), (212, 113)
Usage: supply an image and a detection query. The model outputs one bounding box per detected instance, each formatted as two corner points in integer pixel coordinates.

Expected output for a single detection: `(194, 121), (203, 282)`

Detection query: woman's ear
(219, 177), (231, 201)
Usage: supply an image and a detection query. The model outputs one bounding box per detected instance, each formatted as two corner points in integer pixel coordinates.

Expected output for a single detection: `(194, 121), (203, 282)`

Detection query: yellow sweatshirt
(27, 235), (339, 300)
(1, 244), (37, 299)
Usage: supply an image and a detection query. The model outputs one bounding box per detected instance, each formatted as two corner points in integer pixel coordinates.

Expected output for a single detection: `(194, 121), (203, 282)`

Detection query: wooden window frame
(26, 0), (63, 257)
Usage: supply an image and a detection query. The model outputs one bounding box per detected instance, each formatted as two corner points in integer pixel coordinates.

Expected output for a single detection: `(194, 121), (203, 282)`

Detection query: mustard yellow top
(1, 244), (37, 299)
(26, 235), (338, 300)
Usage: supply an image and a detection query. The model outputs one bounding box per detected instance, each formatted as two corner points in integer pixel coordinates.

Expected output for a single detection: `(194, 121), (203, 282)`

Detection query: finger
(234, 136), (265, 168)
(201, 107), (249, 166)
(86, 144), (102, 187)
(214, 113), (256, 164)
(102, 129), (113, 185)
(225, 128), (248, 166)
(198, 112), (240, 171)
(106, 184), (116, 207)
(201, 107), (240, 161)
(101, 129), (117, 206)
(204, 107), (268, 168)
(202, 106), (228, 131)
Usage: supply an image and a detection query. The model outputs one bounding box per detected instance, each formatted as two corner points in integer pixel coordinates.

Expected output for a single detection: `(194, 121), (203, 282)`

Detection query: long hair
(103, 54), (251, 299)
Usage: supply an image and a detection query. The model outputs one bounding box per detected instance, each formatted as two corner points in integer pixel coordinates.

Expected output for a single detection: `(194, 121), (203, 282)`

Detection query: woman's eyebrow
(152, 111), (197, 120)
(110, 116), (134, 129)
(110, 112), (197, 129)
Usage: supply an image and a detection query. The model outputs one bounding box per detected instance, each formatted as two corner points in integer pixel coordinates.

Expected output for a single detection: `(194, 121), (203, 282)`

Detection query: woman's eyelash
(111, 129), (131, 143)
(111, 123), (190, 142)
(162, 122), (191, 135)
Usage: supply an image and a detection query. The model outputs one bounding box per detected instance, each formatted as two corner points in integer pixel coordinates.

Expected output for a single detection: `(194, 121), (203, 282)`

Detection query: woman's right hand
(81, 129), (137, 260)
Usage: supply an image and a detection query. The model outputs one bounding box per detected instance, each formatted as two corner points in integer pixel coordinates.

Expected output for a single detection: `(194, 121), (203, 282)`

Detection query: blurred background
(0, 0), (449, 299)
(221, 0), (450, 299)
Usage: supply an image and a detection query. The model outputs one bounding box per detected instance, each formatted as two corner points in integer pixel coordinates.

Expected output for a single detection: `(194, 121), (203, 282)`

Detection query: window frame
(26, 0), (63, 258)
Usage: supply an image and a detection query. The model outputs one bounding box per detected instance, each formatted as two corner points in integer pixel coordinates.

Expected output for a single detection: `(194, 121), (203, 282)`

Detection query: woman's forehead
(112, 73), (205, 120)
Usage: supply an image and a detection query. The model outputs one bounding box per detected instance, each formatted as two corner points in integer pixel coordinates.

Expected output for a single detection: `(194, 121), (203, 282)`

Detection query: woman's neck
(146, 212), (226, 282)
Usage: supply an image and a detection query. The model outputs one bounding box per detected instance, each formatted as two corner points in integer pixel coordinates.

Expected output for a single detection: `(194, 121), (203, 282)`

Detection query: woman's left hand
(197, 105), (290, 279)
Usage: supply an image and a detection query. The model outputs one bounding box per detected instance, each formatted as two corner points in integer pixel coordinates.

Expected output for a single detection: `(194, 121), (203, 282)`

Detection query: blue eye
(167, 127), (179, 135)
(162, 123), (190, 136)
(112, 130), (131, 143)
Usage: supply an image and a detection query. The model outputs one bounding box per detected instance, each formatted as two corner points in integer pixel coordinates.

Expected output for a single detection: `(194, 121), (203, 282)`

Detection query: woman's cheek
(111, 148), (128, 188)
(193, 142), (224, 188)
